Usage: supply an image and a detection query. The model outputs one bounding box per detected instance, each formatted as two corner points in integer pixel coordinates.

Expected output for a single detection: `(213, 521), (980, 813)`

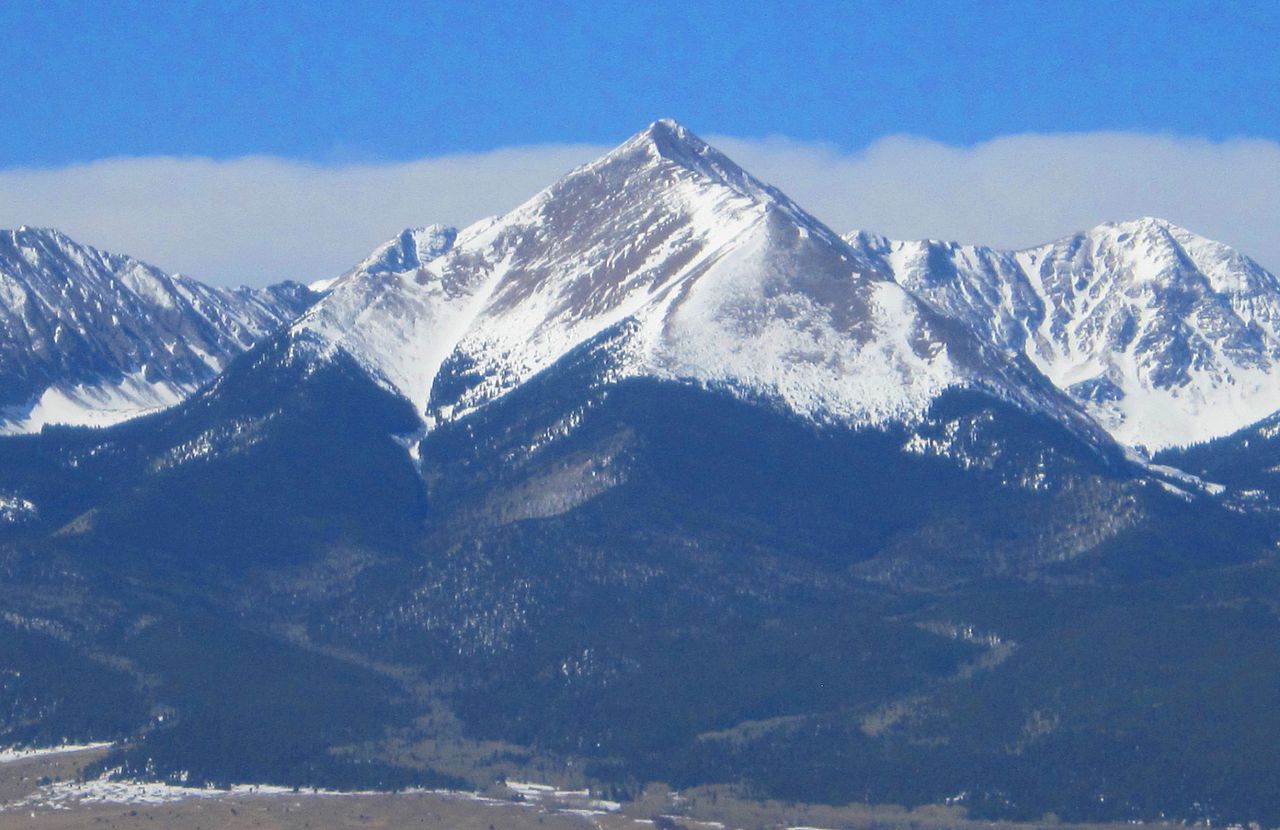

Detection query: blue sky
(3, 0), (1277, 164)
(1, 1), (1277, 285)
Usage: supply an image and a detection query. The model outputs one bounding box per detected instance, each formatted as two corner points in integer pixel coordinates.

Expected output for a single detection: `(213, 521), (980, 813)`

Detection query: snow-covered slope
(293, 121), (1104, 445)
(846, 219), (1280, 451)
(308, 225), (457, 294)
(0, 227), (317, 433)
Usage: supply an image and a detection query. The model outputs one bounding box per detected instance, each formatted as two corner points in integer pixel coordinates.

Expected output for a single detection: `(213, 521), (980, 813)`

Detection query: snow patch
(0, 743), (112, 765)
(0, 493), (36, 524)
(0, 372), (192, 435)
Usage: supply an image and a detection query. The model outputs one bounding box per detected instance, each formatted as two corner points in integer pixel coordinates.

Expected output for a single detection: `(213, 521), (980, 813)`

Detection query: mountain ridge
(845, 217), (1280, 450)
(0, 226), (319, 433)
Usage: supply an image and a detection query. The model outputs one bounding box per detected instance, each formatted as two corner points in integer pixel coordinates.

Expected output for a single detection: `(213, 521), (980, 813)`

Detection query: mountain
(846, 218), (1280, 451)
(1, 122), (1278, 826)
(292, 120), (1109, 453)
(0, 227), (319, 433)
(307, 224), (457, 294)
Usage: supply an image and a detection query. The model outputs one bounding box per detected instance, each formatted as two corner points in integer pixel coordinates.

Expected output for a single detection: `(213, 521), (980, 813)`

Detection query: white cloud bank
(0, 131), (1276, 286)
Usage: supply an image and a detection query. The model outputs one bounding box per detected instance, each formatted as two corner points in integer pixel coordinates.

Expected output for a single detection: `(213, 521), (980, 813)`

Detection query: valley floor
(0, 748), (1204, 830)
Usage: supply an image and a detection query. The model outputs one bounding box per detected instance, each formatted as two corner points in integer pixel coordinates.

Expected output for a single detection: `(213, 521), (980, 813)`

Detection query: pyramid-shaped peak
(635, 119), (731, 170)
(570, 118), (796, 216)
(641, 117), (703, 148)
(597, 118), (716, 168)
(650, 116), (687, 132)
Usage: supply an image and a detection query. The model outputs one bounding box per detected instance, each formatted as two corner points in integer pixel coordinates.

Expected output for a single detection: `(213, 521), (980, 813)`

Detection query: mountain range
(8, 128), (1279, 456)
(2, 121), (1280, 825)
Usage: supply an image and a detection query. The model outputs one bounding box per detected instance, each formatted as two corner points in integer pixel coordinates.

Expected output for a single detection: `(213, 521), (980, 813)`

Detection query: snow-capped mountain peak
(1065, 217), (1270, 296)
(845, 219), (1280, 450)
(292, 121), (1104, 448)
(609, 119), (782, 204)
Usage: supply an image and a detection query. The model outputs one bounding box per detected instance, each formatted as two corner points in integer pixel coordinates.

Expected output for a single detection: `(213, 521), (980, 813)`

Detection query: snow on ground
(0, 493), (36, 524)
(506, 780), (622, 814)
(2, 778), (484, 813)
(0, 372), (192, 435)
(2, 769), (622, 819)
(0, 743), (113, 765)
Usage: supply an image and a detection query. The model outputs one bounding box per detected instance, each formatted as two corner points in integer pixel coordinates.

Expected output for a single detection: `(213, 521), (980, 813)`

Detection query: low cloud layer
(713, 132), (1280, 271)
(1, 131), (1276, 286)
